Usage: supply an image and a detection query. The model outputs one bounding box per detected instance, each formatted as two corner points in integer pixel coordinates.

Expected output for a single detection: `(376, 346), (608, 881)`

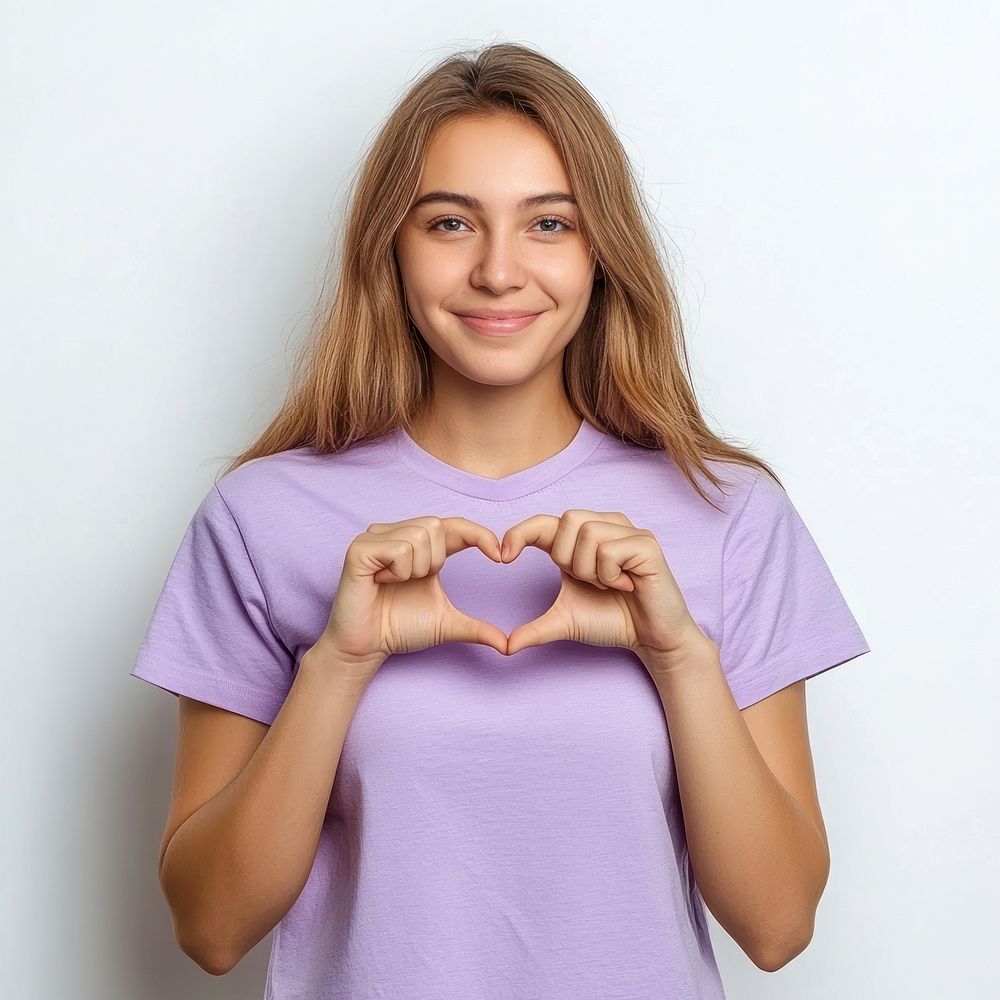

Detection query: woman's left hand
(501, 509), (711, 668)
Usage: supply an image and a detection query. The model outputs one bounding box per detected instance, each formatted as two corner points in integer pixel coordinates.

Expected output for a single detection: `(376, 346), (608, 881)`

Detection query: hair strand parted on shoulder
(215, 41), (783, 510)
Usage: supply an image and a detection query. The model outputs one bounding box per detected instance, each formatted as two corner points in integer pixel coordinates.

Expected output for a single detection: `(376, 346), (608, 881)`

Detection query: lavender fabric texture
(130, 419), (870, 998)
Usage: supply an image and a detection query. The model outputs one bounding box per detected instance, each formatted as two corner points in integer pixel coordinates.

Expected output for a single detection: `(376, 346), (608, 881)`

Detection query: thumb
(441, 607), (508, 656)
(506, 607), (566, 656)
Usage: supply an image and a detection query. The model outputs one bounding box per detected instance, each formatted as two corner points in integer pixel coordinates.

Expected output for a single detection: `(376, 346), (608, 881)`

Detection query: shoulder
(686, 460), (800, 560)
(215, 435), (393, 516)
(210, 433), (396, 532)
(214, 446), (317, 512)
(696, 457), (784, 523)
(600, 435), (767, 525)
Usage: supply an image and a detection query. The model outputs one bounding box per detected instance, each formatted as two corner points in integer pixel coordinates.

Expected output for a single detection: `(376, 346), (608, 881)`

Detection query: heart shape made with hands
(441, 509), (706, 663)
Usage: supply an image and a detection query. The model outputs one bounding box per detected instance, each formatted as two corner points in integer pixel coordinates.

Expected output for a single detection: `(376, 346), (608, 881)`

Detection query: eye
(426, 214), (576, 236)
(534, 215), (574, 234)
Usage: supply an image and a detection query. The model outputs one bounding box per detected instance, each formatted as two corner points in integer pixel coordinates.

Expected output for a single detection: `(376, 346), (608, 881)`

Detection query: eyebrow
(409, 190), (578, 212)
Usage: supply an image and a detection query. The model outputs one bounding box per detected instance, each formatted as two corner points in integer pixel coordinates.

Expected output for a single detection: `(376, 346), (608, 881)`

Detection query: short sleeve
(129, 484), (295, 725)
(719, 471), (871, 710)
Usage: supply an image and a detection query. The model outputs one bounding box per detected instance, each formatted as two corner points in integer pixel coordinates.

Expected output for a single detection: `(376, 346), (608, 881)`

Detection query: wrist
(635, 627), (719, 679)
(300, 641), (384, 693)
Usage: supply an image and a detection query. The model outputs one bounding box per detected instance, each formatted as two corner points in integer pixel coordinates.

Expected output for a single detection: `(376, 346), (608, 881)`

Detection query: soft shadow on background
(3, 3), (997, 997)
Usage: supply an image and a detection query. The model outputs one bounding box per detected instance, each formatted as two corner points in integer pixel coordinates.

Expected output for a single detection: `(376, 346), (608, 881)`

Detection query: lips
(453, 312), (543, 336)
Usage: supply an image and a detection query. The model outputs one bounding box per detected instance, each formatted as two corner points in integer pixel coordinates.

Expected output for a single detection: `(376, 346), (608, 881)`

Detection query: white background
(3, 2), (997, 997)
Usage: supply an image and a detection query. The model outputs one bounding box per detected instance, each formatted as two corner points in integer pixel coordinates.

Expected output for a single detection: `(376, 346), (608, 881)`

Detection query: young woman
(131, 41), (870, 997)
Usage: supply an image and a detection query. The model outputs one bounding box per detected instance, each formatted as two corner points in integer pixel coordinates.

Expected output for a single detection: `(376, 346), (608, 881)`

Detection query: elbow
(177, 927), (237, 977)
(750, 921), (815, 973)
(160, 863), (239, 976)
(752, 851), (829, 972)
(166, 888), (239, 976)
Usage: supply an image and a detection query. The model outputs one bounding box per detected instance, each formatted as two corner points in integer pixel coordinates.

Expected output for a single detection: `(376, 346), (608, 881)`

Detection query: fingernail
(500, 542), (510, 560)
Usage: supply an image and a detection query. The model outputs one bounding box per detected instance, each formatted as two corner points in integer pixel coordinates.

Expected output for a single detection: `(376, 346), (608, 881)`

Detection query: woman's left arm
(499, 508), (835, 972)
(642, 637), (831, 973)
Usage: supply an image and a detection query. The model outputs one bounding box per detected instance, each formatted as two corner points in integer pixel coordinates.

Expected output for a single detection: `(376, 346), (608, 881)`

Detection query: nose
(469, 228), (529, 294)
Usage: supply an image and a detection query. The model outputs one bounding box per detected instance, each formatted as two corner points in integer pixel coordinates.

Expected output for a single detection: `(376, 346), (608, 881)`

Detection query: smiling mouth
(453, 312), (544, 336)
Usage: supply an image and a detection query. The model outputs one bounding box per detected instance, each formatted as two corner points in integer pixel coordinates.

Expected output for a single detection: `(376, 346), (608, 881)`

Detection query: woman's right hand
(309, 516), (508, 683)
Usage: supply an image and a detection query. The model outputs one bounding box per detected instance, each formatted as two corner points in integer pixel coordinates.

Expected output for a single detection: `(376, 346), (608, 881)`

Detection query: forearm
(159, 648), (373, 974)
(642, 637), (829, 968)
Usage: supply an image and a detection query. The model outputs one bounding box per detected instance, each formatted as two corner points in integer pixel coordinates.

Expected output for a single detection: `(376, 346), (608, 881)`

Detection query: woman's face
(394, 113), (597, 387)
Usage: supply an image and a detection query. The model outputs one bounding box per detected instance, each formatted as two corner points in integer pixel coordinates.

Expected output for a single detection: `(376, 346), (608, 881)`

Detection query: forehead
(415, 115), (573, 206)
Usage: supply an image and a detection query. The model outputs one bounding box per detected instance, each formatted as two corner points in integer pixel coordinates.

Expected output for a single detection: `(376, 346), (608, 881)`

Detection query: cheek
(400, 245), (466, 297)
(536, 240), (592, 275)
(539, 255), (595, 298)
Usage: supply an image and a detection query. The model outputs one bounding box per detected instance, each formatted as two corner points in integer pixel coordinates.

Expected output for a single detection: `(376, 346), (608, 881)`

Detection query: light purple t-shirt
(130, 419), (870, 998)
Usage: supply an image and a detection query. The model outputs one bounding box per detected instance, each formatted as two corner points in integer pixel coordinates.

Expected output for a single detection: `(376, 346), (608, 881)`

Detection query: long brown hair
(215, 41), (782, 509)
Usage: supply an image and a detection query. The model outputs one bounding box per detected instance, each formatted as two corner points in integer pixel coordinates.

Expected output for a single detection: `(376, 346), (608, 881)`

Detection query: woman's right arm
(159, 515), (506, 975)
(158, 642), (380, 975)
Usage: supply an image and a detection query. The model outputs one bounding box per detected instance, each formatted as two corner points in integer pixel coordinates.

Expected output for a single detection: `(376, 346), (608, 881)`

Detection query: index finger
(499, 513), (561, 562)
(441, 516), (503, 562)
